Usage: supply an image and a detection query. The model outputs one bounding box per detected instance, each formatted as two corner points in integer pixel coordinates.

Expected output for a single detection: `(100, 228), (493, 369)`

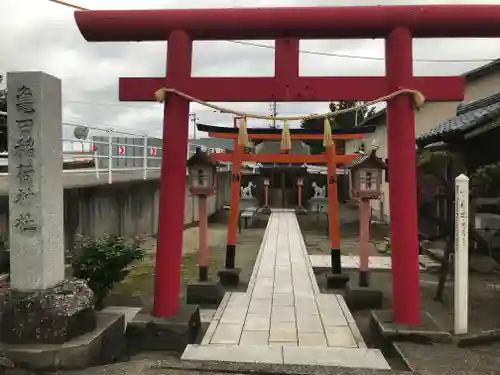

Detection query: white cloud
(1, 0), (499, 140)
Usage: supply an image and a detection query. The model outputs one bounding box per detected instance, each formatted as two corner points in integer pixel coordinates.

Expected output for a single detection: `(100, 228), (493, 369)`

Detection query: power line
(229, 40), (498, 63)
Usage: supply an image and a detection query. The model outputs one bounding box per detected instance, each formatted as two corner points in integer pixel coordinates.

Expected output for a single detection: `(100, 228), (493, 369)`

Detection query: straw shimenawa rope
(280, 120), (292, 151)
(323, 118), (333, 147)
(155, 88), (426, 121)
(237, 117), (249, 146)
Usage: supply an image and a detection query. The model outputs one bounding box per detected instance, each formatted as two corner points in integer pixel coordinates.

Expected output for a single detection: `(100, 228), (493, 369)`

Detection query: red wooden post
(154, 30), (192, 317)
(326, 145), (341, 274)
(198, 195), (209, 281)
(225, 144), (243, 269)
(385, 27), (421, 325)
(297, 177), (304, 209)
(358, 198), (370, 287)
(298, 185), (302, 208)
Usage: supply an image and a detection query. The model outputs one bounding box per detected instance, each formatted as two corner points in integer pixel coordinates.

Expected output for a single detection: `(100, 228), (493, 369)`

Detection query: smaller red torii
(199, 121), (371, 284)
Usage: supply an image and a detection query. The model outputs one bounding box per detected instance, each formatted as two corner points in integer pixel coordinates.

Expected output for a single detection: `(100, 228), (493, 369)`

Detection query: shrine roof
(188, 137), (235, 151)
(196, 122), (376, 135)
(416, 92), (500, 147)
(349, 149), (387, 169)
(256, 140), (310, 155)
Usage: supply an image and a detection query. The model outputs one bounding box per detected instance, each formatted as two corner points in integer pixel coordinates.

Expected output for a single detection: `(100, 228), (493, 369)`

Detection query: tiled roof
(416, 93), (500, 146)
(349, 154), (369, 167)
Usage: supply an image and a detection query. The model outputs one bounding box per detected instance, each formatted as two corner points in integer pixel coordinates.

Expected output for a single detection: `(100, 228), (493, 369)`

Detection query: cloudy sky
(1, 0), (500, 146)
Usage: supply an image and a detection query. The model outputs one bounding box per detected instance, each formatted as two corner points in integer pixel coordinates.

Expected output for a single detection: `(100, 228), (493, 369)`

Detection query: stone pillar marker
(7, 71), (65, 291)
(1, 71), (95, 345)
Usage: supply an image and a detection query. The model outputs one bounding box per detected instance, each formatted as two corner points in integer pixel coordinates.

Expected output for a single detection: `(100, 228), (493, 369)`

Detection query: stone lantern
(263, 177), (271, 214)
(349, 149), (386, 200)
(296, 177), (307, 214)
(186, 148), (222, 304)
(346, 148), (386, 308)
(187, 147), (217, 197)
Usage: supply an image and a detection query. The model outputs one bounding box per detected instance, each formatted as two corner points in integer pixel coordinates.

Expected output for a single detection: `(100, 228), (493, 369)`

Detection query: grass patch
(107, 245), (226, 308)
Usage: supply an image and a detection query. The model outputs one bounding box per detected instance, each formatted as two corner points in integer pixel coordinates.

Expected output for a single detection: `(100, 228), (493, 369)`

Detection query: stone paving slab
(183, 211), (389, 369)
(183, 345), (390, 369)
(309, 254), (439, 271)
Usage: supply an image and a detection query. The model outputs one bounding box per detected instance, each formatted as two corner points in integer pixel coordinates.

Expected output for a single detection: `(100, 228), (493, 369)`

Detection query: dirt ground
(106, 212), (268, 310)
(298, 206), (389, 256)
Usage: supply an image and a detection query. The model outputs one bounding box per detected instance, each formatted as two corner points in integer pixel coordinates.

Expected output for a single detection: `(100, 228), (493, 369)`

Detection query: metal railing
(0, 122), (233, 183)
(61, 122), (163, 184)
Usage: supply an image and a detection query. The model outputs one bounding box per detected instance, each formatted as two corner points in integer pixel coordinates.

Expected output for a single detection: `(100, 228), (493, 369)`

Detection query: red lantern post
(263, 177), (271, 214)
(346, 148), (386, 309)
(185, 148), (223, 304)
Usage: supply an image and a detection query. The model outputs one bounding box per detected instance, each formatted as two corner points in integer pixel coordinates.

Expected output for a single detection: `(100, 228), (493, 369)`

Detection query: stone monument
(309, 181), (328, 213)
(239, 180), (258, 210)
(1, 72), (95, 344)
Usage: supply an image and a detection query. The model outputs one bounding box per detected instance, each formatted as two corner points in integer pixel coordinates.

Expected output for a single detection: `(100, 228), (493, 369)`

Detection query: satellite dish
(73, 126), (89, 140)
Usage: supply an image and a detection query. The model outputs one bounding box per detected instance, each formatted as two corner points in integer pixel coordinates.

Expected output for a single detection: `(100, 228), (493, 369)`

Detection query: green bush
(72, 234), (145, 309)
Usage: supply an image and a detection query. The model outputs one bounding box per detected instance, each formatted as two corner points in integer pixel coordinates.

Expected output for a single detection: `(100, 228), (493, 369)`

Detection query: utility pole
(190, 113), (197, 139)
(269, 101), (277, 128)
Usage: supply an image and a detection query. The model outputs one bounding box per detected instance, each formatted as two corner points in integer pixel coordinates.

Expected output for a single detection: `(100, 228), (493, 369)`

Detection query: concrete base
(261, 207), (271, 215)
(0, 311), (125, 371)
(126, 305), (201, 353)
(370, 310), (452, 345)
(345, 284), (383, 310)
(295, 207), (308, 215)
(218, 268), (241, 287)
(325, 273), (350, 289)
(308, 197), (328, 213)
(186, 281), (224, 305)
(239, 197), (258, 210)
(456, 329), (500, 347)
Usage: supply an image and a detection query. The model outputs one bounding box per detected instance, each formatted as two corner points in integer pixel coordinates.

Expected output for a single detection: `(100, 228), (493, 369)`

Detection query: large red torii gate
(74, 5), (500, 325)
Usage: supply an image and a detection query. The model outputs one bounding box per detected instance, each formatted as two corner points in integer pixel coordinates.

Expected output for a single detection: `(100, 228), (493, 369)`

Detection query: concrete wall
(0, 171), (231, 251)
(346, 69), (500, 223)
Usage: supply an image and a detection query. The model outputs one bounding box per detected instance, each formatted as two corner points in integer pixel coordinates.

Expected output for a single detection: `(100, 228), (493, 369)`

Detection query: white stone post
(454, 173), (469, 335)
(143, 135), (148, 180)
(107, 130), (112, 184)
(7, 71), (65, 291)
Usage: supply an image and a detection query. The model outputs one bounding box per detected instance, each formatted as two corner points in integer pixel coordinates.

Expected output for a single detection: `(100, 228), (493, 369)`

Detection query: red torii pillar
(71, 4), (500, 324)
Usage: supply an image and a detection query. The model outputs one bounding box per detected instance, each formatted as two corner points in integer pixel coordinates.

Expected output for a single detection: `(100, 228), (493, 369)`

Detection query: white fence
(62, 123), (163, 184)
(0, 122), (232, 183)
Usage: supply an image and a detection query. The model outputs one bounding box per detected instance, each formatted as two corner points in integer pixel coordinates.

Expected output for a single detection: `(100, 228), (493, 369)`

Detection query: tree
(300, 101), (376, 154)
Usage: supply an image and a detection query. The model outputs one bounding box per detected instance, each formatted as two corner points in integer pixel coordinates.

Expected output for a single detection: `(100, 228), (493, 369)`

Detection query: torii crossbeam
(74, 4), (500, 325)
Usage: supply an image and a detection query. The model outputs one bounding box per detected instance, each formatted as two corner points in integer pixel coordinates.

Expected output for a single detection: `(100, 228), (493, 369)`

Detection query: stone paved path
(309, 254), (440, 271)
(183, 211), (390, 369)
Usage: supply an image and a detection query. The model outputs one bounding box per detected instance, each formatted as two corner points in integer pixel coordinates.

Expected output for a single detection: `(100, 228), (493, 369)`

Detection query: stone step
(182, 344), (390, 369)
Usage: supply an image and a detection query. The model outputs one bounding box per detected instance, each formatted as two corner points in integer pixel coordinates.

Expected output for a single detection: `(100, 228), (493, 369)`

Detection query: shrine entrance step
(182, 211), (390, 369)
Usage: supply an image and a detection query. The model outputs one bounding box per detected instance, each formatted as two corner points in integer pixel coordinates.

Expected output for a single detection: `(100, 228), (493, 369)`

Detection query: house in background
(415, 92), (500, 240)
(346, 58), (500, 223)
